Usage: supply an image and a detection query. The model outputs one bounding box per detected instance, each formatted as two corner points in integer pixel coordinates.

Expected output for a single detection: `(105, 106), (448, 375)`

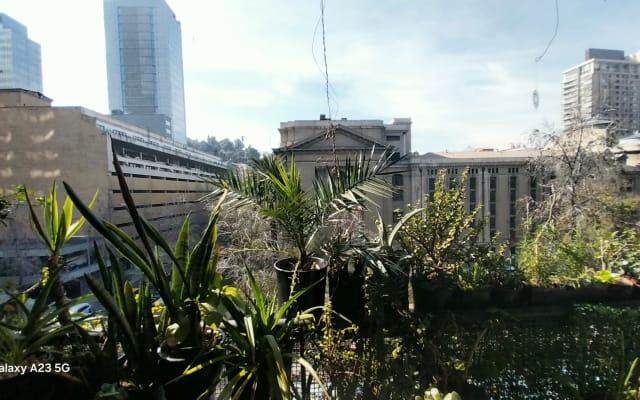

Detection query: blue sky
(2, 0), (639, 153)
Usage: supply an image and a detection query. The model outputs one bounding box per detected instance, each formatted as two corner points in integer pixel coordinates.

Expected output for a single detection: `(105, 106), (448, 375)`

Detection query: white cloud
(2, 0), (638, 153)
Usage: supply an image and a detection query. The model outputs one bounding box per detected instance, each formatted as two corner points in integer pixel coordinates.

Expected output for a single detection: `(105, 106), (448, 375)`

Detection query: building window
(469, 176), (477, 212)
(386, 135), (401, 141)
(530, 177), (537, 201)
(509, 175), (517, 239)
(489, 176), (497, 236)
(392, 173), (404, 186)
(393, 189), (404, 201)
(392, 173), (404, 201)
(428, 177), (436, 200)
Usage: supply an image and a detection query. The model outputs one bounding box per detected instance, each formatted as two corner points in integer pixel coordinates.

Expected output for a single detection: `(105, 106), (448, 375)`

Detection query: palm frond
(201, 146), (400, 266)
(313, 146), (399, 214)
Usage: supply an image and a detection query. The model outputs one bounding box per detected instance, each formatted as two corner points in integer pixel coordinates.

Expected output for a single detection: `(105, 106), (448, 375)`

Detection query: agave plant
(63, 150), (237, 397)
(202, 147), (399, 272)
(0, 267), (92, 365)
(208, 269), (328, 400)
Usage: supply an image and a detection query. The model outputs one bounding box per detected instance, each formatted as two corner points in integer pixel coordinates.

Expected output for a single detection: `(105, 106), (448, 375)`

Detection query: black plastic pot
(274, 257), (327, 314)
(411, 276), (453, 315)
(365, 269), (409, 334)
(329, 267), (366, 327)
(450, 286), (492, 309)
(159, 348), (225, 400)
(0, 372), (90, 400)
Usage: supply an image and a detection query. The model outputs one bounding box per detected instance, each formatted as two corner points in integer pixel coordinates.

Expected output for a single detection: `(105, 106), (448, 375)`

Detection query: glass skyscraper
(0, 13), (43, 93)
(104, 0), (187, 144)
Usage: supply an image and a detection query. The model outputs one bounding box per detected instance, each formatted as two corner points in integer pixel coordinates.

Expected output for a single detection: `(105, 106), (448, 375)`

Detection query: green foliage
(415, 388), (462, 400)
(392, 170), (504, 287)
(21, 182), (97, 255)
(64, 149), (235, 394)
(188, 136), (261, 164)
(0, 191), (10, 226)
(437, 305), (640, 399)
(595, 229), (640, 277)
(203, 147), (398, 270)
(308, 302), (361, 399)
(517, 222), (593, 286)
(0, 185), (29, 227)
(523, 126), (640, 287)
(211, 269), (328, 400)
(18, 182), (98, 325)
(517, 219), (640, 286)
(0, 267), (92, 365)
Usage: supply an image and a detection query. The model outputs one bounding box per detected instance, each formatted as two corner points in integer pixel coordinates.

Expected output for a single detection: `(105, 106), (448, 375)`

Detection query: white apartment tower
(562, 48), (640, 137)
(0, 14), (43, 93)
(104, 0), (187, 144)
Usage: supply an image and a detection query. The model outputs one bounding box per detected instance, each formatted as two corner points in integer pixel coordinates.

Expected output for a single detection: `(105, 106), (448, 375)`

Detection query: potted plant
(0, 267), (94, 400)
(359, 210), (414, 332)
(64, 150), (235, 399)
(0, 183), (101, 399)
(322, 231), (368, 327)
(203, 147), (398, 312)
(205, 269), (328, 400)
(391, 170), (502, 315)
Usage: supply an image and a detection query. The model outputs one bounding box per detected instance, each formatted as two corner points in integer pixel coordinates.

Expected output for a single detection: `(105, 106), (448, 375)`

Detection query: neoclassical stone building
(275, 116), (541, 256)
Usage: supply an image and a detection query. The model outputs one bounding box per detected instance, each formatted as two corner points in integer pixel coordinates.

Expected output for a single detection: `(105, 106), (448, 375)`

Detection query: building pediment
(275, 124), (388, 152)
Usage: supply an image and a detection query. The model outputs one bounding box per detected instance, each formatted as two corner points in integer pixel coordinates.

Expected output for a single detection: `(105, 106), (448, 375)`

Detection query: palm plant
(202, 147), (399, 300)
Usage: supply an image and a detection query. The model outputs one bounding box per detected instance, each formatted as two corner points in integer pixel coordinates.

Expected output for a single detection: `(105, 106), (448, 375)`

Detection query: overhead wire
(311, 1), (340, 120)
(532, 0), (560, 109)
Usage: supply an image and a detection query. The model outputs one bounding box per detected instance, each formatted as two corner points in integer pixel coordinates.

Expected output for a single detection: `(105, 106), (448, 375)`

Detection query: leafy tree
(519, 122), (640, 284)
(188, 136), (261, 164)
(0, 186), (28, 227)
(527, 122), (629, 233)
(392, 169), (505, 288)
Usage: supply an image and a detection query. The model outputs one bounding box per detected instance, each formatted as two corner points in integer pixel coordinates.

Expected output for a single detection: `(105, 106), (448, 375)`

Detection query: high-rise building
(104, 0), (187, 144)
(0, 13), (43, 93)
(562, 48), (640, 137)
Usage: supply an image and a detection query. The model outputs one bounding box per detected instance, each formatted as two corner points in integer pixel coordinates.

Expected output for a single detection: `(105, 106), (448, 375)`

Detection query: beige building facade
(274, 116), (539, 256)
(0, 89), (226, 287)
(276, 116), (412, 225)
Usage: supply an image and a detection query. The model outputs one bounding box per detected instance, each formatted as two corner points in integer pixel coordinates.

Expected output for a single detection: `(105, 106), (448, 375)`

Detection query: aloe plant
(63, 150), (237, 395)
(203, 147), (399, 271)
(0, 267), (92, 365)
(20, 182), (97, 325)
(203, 269), (328, 400)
